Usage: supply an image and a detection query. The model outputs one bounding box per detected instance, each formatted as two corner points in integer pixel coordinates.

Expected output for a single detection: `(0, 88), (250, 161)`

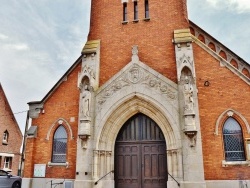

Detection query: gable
(190, 21), (250, 85)
(0, 83), (22, 150)
(96, 48), (178, 107)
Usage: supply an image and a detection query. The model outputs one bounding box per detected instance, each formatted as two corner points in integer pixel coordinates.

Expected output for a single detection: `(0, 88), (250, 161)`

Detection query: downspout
(19, 110), (30, 177)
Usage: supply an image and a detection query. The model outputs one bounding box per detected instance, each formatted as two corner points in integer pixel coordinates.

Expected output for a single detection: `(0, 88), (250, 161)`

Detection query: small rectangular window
(123, 3), (128, 22)
(134, 1), (138, 20)
(3, 133), (7, 141)
(4, 157), (12, 169)
(145, 0), (149, 19)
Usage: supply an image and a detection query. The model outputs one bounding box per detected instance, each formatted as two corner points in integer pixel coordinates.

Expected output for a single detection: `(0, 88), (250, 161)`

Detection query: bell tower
(75, 0), (206, 188)
(88, 0), (189, 85)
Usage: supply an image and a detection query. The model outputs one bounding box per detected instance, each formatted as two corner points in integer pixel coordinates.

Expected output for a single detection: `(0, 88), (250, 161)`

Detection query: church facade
(22, 0), (250, 188)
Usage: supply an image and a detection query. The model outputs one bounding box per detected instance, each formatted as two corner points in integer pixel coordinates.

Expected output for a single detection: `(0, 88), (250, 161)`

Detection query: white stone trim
(222, 160), (249, 167)
(47, 161), (69, 168)
(191, 35), (250, 85)
(2, 168), (12, 172)
(0, 153), (14, 157)
(46, 118), (74, 140)
(96, 93), (180, 150)
(93, 93), (182, 180)
(92, 57), (183, 181)
(214, 108), (250, 135)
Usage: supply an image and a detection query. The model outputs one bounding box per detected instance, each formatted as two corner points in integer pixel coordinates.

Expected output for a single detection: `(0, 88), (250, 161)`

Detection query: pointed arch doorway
(115, 113), (168, 188)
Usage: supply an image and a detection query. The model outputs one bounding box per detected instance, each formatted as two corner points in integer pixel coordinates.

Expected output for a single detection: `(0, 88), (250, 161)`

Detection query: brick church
(22, 0), (250, 188)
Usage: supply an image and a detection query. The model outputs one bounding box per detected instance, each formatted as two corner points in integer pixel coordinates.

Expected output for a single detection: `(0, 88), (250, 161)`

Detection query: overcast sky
(0, 0), (249, 134)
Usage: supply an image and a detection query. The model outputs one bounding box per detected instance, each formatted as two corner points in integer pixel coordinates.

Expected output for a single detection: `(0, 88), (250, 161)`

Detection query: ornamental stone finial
(132, 45), (139, 62)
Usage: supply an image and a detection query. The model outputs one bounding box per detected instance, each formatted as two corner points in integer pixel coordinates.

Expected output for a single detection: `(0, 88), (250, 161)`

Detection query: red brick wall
(193, 43), (250, 180)
(0, 85), (22, 175)
(88, 0), (189, 85)
(23, 63), (81, 178)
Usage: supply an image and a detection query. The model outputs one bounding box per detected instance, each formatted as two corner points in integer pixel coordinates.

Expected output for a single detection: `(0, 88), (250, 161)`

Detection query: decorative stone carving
(78, 83), (92, 144)
(131, 45), (139, 62)
(132, 45), (138, 55)
(97, 64), (177, 106)
(227, 110), (234, 117)
(80, 85), (91, 119)
(177, 54), (195, 82)
(78, 65), (96, 90)
(174, 29), (199, 148)
(128, 65), (142, 83)
(181, 74), (196, 133)
(183, 76), (194, 114)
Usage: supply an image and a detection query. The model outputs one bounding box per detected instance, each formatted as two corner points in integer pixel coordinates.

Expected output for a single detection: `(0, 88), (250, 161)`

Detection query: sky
(0, 0), (249, 135)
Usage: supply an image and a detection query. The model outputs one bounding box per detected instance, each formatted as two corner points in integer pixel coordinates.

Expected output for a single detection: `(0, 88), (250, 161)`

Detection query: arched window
(223, 117), (245, 161)
(52, 125), (67, 163)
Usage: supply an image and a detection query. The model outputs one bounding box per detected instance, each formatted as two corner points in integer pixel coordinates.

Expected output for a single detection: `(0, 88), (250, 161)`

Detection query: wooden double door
(115, 113), (167, 188)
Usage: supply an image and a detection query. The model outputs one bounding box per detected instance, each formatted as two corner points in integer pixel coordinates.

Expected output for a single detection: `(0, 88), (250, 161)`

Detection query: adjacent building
(0, 83), (22, 175)
(22, 0), (250, 188)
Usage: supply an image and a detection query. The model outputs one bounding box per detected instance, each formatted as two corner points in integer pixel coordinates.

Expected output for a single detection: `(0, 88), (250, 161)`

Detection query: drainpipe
(19, 110), (30, 177)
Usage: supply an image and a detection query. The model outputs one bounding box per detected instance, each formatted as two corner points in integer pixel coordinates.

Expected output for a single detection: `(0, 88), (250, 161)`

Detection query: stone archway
(93, 94), (182, 187)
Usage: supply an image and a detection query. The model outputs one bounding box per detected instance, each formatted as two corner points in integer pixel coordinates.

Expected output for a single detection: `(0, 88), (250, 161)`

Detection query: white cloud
(0, 0), (92, 133)
(3, 43), (29, 51)
(206, 0), (250, 13)
(0, 33), (8, 40)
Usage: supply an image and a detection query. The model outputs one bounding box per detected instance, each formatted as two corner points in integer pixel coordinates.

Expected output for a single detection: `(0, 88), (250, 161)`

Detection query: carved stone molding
(97, 63), (177, 106)
(215, 109), (250, 135)
(78, 65), (96, 90)
(178, 54), (193, 71)
(177, 54), (195, 81)
(46, 118), (74, 140)
(93, 150), (112, 156)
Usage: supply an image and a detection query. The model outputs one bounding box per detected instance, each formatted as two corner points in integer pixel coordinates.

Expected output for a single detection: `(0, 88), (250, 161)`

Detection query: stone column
(174, 29), (206, 188)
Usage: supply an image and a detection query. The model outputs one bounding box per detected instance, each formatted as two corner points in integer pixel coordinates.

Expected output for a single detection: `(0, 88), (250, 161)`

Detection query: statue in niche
(183, 76), (194, 112)
(81, 85), (91, 118)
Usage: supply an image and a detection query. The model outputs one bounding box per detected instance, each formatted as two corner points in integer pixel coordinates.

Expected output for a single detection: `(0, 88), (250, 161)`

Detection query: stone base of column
(180, 181), (207, 188)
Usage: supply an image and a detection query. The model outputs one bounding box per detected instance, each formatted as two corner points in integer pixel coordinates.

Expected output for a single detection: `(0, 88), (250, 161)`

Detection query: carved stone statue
(183, 76), (194, 113)
(81, 85), (91, 118)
